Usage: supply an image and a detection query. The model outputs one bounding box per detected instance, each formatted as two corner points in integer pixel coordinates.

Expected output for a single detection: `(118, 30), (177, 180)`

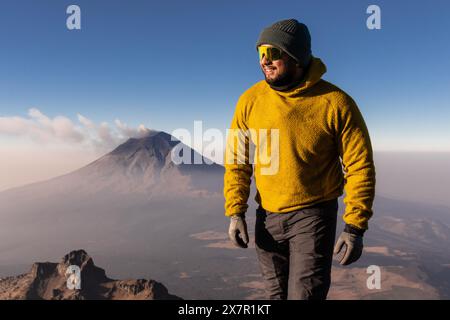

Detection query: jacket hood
(270, 56), (327, 98)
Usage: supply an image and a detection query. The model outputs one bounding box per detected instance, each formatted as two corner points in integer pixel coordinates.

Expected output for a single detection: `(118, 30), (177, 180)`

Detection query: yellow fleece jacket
(223, 57), (376, 230)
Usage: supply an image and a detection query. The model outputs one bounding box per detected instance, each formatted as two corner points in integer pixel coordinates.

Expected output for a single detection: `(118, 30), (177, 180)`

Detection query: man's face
(258, 44), (299, 87)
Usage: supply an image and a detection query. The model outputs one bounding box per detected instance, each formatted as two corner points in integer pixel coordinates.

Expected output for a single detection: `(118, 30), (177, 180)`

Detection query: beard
(262, 59), (299, 87)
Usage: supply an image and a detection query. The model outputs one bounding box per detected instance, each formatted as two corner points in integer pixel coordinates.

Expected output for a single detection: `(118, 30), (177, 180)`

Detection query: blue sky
(1, 0), (450, 151)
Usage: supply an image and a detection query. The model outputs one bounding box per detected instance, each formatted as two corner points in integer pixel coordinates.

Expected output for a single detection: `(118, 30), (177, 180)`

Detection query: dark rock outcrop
(0, 250), (182, 300)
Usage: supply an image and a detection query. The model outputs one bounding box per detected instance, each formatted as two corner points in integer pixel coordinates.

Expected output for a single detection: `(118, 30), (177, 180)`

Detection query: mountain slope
(0, 130), (223, 197)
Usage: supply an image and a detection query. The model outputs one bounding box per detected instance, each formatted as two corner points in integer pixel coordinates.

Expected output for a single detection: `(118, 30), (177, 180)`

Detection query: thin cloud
(115, 119), (150, 139)
(0, 108), (150, 153)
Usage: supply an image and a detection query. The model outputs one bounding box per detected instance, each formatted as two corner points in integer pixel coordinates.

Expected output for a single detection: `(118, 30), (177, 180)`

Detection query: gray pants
(255, 199), (338, 300)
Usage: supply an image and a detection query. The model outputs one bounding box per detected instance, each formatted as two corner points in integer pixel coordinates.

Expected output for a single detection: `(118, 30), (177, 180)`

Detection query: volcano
(70, 130), (223, 195)
(0, 130), (223, 198)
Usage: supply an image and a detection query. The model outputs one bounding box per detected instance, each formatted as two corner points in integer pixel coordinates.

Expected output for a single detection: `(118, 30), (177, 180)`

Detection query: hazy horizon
(1, 142), (450, 210)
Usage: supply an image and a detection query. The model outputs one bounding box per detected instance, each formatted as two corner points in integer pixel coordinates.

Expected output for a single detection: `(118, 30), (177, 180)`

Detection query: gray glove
(228, 214), (249, 249)
(334, 231), (363, 265)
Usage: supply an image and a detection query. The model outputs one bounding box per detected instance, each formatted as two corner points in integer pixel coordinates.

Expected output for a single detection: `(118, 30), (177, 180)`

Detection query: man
(224, 19), (376, 300)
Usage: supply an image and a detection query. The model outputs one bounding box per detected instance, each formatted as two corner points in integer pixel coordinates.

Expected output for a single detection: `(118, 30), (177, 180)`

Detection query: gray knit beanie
(256, 19), (312, 68)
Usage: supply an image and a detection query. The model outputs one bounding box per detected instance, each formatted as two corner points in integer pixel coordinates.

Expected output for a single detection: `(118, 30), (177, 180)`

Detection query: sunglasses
(258, 46), (283, 61)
